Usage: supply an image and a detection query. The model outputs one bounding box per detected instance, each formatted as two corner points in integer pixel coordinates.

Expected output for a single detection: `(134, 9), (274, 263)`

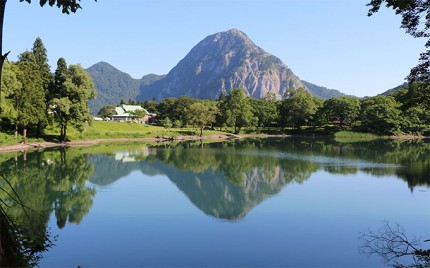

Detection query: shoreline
(0, 134), (287, 153)
(0, 133), (427, 153)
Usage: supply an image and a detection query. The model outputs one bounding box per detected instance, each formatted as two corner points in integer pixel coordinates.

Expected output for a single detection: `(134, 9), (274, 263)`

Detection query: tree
(173, 96), (195, 126)
(31, 37), (52, 91)
(215, 92), (227, 130)
(162, 117), (172, 129)
(0, 0), (97, 114)
(251, 93), (279, 130)
(31, 37), (52, 136)
(367, 0), (430, 82)
(50, 57), (68, 138)
(222, 88), (255, 134)
(143, 98), (157, 113)
(402, 105), (427, 134)
(173, 119), (182, 128)
(0, 61), (20, 130)
(129, 108), (147, 123)
(390, 82), (430, 134)
(360, 95), (403, 134)
(157, 98), (177, 121)
(280, 88), (320, 129)
(156, 96), (196, 126)
(398, 82), (430, 112)
(49, 56), (67, 101)
(97, 105), (116, 118)
(187, 101), (219, 136)
(320, 96), (361, 126)
(64, 63), (95, 133)
(51, 58), (96, 140)
(16, 51), (46, 140)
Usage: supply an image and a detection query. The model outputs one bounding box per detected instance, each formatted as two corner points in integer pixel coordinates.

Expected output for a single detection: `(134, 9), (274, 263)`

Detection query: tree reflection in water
(360, 220), (430, 268)
(0, 174), (54, 266)
(0, 148), (96, 266)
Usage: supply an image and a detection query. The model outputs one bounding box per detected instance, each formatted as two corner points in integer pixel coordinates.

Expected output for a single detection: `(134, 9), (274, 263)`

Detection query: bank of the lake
(0, 133), (290, 153)
(0, 121), (427, 153)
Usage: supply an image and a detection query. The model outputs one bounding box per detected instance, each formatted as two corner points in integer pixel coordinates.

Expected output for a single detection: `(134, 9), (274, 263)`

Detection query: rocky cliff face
(138, 29), (306, 100)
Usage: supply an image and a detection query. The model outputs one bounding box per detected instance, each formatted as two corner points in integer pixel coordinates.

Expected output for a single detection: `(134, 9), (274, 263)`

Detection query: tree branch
(359, 220), (429, 267)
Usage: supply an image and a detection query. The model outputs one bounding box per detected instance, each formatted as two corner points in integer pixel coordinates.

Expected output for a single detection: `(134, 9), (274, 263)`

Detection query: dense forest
(100, 83), (430, 136)
(0, 38), (96, 141)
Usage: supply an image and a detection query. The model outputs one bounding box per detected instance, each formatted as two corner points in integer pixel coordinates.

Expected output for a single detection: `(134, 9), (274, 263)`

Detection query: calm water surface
(0, 138), (429, 267)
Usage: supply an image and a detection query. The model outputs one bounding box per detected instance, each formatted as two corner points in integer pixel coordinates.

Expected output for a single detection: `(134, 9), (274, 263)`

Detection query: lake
(0, 137), (429, 267)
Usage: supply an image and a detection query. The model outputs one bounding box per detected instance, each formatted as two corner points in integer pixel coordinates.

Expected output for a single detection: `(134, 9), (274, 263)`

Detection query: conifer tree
(32, 37), (52, 90)
(32, 37), (53, 136)
(16, 51), (46, 140)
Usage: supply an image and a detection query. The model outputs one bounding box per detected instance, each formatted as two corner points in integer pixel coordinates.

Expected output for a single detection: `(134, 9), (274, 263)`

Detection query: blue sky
(5, 0), (424, 97)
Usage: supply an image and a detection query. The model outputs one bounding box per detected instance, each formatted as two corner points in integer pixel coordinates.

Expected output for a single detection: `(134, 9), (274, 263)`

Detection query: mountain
(86, 62), (164, 114)
(138, 29), (306, 101)
(141, 73), (166, 86)
(380, 82), (408, 96)
(86, 62), (141, 114)
(301, 80), (347, 99)
(87, 29), (352, 111)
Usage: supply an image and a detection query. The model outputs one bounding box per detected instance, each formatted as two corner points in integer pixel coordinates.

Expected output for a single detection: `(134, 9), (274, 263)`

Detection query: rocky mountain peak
(86, 29), (350, 113)
(212, 28), (255, 47)
(138, 29), (306, 101)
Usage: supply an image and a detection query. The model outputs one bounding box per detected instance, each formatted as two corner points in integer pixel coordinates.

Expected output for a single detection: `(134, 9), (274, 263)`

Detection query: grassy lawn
(0, 121), (229, 146)
(333, 130), (383, 142)
(1, 122), (420, 148)
(0, 132), (21, 146)
(46, 121), (229, 140)
(0, 132), (45, 146)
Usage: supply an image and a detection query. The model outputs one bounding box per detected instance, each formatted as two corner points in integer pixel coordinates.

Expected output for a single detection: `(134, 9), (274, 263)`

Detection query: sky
(4, 0), (425, 97)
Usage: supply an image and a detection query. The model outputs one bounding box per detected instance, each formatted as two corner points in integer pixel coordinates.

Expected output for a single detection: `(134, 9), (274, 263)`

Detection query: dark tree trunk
(22, 127), (27, 142)
(60, 122), (67, 141)
(0, 0), (9, 114)
(60, 125), (64, 141)
(60, 147), (66, 164)
(36, 122), (42, 138)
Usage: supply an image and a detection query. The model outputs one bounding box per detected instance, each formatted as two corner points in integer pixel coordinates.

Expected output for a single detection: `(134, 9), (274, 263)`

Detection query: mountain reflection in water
(84, 138), (430, 219)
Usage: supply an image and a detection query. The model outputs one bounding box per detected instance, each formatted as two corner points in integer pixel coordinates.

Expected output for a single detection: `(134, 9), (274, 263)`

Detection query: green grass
(0, 132), (19, 146)
(0, 122), (228, 146)
(334, 131), (383, 142)
(0, 132), (45, 146)
(0, 123), (395, 148)
(44, 121), (160, 140)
